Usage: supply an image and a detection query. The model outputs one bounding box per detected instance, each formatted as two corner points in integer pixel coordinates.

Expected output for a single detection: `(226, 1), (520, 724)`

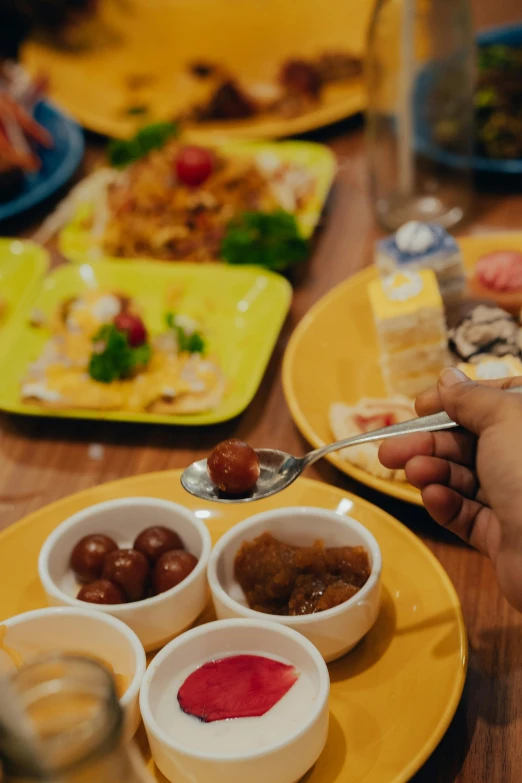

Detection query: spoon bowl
(181, 449), (302, 503)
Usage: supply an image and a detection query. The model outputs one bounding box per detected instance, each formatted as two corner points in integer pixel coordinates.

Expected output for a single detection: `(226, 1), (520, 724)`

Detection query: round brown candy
(77, 579), (126, 605)
(70, 534), (118, 583)
(152, 550), (198, 595)
(134, 526), (184, 563)
(102, 549), (150, 602)
(207, 438), (260, 495)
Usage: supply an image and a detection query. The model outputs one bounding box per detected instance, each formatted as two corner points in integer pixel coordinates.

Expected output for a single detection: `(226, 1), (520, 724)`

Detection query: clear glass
(366, 0), (476, 231)
(1, 655), (151, 783)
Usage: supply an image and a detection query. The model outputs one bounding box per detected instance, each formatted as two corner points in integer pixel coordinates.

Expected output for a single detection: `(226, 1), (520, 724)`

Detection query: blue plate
(0, 100), (84, 222)
(415, 23), (522, 175)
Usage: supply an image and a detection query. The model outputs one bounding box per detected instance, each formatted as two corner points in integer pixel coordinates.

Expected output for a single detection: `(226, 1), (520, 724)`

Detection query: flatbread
(329, 396), (416, 481)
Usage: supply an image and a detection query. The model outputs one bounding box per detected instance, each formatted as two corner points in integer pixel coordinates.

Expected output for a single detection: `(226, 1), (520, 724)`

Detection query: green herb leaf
(165, 312), (206, 354)
(107, 121), (179, 168)
(88, 324), (151, 383)
(221, 210), (309, 272)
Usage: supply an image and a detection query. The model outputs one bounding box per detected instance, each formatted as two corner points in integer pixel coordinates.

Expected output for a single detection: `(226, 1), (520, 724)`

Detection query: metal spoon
(181, 385), (522, 503)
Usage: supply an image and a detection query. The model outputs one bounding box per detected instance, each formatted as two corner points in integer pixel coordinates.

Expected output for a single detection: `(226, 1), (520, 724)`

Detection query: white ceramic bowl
(38, 497), (212, 652)
(207, 506), (382, 662)
(0, 606), (146, 737)
(140, 618), (330, 783)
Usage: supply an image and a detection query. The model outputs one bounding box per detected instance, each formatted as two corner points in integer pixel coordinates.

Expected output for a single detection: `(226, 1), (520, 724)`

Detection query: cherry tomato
(114, 312), (147, 347)
(208, 438), (260, 495)
(175, 146), (214, 187)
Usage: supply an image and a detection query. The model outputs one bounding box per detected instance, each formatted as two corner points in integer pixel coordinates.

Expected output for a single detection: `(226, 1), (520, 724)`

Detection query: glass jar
(0, 655), (151, 783)
(366, 0), (476, 231)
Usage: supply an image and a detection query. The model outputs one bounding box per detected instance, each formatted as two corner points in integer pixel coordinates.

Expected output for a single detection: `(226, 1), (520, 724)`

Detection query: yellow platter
(58, 139), (336, 263)
(0, 471), (466, 782)
(0, 238), (48, 336)
(21, 0), (372, 140)
(283, 233), (522, 505)
(0, 260), (291, 425)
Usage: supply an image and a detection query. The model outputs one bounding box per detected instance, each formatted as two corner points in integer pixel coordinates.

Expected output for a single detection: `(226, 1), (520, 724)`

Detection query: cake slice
(375, 221), (465, 303)
(369, 269), (448, 397)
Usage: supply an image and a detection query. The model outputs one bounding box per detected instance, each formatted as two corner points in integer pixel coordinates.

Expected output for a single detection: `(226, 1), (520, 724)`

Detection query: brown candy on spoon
(207, 438), (261, 495)
(152, 550), (198, 594)
(77, 579), (126, 605)
(102, 548), (150, 602)
(70, 534), (118, 582)
(134, 526), (184, 563)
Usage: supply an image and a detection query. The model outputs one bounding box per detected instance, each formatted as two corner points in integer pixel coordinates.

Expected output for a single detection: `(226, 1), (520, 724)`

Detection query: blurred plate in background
(22, 0), (373, 140)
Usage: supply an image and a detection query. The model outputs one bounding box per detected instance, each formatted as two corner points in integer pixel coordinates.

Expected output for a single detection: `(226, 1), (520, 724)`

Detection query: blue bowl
(415, 23), (522, 175)
(0, 100), (84, 222)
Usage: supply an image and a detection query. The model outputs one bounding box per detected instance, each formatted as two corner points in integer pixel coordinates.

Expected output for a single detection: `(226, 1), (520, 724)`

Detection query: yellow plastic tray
(58, 140), (337, 264)
(0, 260), (291, 425)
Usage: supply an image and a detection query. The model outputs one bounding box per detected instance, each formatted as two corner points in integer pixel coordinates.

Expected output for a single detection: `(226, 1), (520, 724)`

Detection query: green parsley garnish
(165, 313), (206, 354)
(220, 210), (309, 272)
(107, 121), (179, 168)
(88, 324), (151, 383)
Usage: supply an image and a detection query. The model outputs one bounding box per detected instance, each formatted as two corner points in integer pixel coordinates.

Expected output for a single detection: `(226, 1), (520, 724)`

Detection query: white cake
(375, 221), (465, 303)
(369, 269), (449, 397)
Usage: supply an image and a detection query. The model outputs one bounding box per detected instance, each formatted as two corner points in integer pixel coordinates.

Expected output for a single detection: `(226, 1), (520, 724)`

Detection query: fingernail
(439, 367), (469, 387)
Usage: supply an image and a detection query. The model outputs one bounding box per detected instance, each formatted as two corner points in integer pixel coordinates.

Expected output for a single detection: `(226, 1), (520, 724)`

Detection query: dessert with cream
(456, 355), (522, 380)
(155, 651), (315, 756)
(449, 305), (521, 362)
(375, 221), (465, 303)
(329, 396), (416, 480)
(369, 270), (449, 397)
(469, 250), (522, 314)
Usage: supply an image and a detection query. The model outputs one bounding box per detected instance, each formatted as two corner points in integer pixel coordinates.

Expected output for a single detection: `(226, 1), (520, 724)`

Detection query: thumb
(438, 367), (516, 435)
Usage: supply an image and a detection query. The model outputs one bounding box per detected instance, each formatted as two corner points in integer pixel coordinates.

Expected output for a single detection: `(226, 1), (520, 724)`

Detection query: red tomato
(175, 146), (214, 187)
(114, 312), (147, 347)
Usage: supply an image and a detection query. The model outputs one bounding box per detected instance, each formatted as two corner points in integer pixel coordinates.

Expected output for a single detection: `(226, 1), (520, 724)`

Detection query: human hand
(379, 368), (522, 611)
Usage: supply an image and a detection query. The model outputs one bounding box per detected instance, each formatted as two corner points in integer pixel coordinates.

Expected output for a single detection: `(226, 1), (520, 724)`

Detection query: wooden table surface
(2, 1), (522, 780)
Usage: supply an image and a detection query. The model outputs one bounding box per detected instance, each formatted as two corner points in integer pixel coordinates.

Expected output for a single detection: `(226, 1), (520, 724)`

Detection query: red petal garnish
(177, 654), (299, 723)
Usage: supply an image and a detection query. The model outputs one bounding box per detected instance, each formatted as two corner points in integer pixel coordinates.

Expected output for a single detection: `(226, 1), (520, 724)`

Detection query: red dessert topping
(476, 251), (522, 293)
(177, 654), (299, 722)
(354, 413), (396, 432)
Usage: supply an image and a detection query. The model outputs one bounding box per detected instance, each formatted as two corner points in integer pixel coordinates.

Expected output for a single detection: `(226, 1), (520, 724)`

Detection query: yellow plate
(0, 260), (291, 425)
(283, 233), (522, 505)
(58, 140), (336, 264)
(0, 238), (48, 332)
(0, 471), (466, 783)
(21, 0), (372, 140)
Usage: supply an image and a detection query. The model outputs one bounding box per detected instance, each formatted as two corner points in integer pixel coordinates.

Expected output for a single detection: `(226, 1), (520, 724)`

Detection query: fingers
(379, 429), (476, 470)
(437, 369), (522, 435)
(415, 373), (522, 417)
(421, 484), (500, 558)
(405, 455), (478, 498)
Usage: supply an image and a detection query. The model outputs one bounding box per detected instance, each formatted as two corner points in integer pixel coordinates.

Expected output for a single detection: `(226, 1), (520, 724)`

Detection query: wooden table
(2, 1), (522, 779)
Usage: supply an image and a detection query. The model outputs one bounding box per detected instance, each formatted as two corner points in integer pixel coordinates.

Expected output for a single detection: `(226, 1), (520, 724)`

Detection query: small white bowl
(38, 497), (212, 652)
(140, 618), (330, 783)
(0, 606), (146, 737)
(207, 506), (382, 662)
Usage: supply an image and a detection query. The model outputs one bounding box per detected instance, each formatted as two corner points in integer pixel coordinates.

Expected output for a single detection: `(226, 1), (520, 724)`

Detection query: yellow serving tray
(0, 260), (291, 425)
(283, 232), (522, 505)
(58, 140), (337, 264)
(21, 0), (372, 140)
(0, 472), (466, 783)
(0, 239), (49, 359)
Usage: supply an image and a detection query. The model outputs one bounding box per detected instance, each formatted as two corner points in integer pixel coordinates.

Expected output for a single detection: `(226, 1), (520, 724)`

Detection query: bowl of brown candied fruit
(207, 507), (382, 662)
(38, 497), (212, 651)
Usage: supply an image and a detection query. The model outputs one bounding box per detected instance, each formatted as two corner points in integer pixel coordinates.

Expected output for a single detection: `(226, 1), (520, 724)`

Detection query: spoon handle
(304, 384), (522, 467)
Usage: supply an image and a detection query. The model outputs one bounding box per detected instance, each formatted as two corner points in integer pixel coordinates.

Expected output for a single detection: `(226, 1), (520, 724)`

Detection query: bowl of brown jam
(207, 507), (382, 662)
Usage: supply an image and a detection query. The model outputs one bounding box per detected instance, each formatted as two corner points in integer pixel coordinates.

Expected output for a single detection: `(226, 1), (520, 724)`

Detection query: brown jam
(234, 531), (371, 616)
